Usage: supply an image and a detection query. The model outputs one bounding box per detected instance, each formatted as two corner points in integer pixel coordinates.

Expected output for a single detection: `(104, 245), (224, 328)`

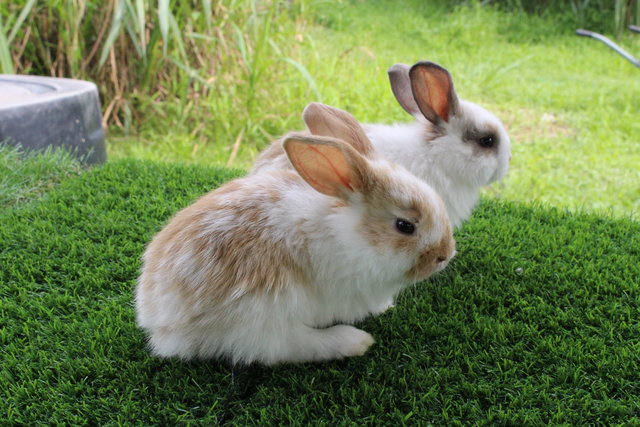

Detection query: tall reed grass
(1, 1), (635, 131)
(0, 0), (315, 136)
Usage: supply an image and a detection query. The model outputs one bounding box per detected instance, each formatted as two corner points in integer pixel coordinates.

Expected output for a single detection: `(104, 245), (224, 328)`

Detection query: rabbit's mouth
(487, 160), (510, 184)
(488, 169), (501, 184)
(406, 248), (456, 283)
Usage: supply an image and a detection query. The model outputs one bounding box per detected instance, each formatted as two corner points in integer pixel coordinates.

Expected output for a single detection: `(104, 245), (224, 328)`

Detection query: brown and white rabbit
(136, 103), (456, 365)
(252, 61), (511, 229)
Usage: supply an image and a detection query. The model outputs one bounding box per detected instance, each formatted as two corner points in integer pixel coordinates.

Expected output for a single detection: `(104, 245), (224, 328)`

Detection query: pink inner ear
(304, 145), (352, 192)
(426, 73), (451, 122)
(286, 139), (356, 198)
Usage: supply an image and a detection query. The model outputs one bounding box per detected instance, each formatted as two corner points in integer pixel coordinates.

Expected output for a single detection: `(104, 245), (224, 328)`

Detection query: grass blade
(167, 55), (212, 86)
(202, 0), (212, 30)
(7, 0), (37, 44)
(0, 16), (13, 74)
(158, 0), (170, 55)
(233, 23), (250, 74)
(99, 0), (127, 67)
(123, 0), (144, 58)
(169, 11), (187, 61)
(186, 32), (219, 42)
(135, 0), (146, 52)
(281, 57), (322, 101)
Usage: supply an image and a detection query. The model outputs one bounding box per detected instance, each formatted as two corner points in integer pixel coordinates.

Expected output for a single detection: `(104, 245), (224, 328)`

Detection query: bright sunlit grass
(107, 1), (640, 217)
(0, 144), (83, 210)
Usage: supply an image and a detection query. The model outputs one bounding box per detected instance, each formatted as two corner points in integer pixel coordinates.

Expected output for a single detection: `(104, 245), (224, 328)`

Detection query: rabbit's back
(136, 172), (310, 330)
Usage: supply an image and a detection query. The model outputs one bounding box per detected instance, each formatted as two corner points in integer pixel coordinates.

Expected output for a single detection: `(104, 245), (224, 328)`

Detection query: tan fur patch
(252, 134), (315, 174)
(208, 179), (243, 197)
(303, 103), (374, 157)
(251, 139), (287, 172)
(358, 166), (436, 254)
(267, 188), (282, 203)
(257, 139), (286, 162)
(406, 229), (455, 282)
(141, 174), (309, 307)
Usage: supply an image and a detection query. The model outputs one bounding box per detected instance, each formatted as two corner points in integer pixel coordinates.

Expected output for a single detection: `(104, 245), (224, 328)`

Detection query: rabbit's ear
(388, 63), (421, 116)
(409, 61), (460, 124)
(302, 103), (374, 157)
(283, 133), (371, 199)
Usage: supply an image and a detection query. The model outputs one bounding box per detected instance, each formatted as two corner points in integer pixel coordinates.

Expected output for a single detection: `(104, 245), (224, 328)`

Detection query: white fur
(365, 99), (511, 229)
(136, 163), (453, 365)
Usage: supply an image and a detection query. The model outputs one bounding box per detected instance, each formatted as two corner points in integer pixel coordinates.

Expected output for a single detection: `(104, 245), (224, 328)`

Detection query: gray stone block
(0, 75), (106, 164)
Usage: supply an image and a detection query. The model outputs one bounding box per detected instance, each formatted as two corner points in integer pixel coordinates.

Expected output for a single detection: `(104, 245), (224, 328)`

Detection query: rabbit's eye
(478, 135), (495, 148)
(395, 219), (416, 235)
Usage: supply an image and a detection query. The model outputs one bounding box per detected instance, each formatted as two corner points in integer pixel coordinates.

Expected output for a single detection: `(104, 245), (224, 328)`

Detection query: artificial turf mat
(1, 159), (639, 425)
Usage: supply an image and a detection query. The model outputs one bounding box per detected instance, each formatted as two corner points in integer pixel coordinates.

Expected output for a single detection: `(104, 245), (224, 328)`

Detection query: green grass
(0, 144), (83, 210)
(1, 2), (639, 422)
(3, 0), (638, 216)
(105, 1), (640, 218)
(2, 158), (639, 424)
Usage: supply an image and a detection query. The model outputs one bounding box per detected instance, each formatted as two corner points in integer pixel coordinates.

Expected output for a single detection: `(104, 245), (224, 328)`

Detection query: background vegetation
(1, 0), (639, 216)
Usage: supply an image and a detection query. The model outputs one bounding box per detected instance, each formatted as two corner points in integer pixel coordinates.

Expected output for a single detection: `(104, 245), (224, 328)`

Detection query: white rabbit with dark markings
(252, 61), (511, 229)
(136, 103), (456, 365)
(366, 61), (511, 228)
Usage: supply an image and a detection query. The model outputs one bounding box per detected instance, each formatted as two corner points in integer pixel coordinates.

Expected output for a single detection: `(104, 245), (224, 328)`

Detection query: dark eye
(395, 218), (416, 235)
(478, 135), (495, 148)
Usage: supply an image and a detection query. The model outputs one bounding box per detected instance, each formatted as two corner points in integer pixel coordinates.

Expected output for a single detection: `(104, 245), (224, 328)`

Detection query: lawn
(1, 157), (639, 424)
(105, 0), (640, 217)
(0, 145), (82, 210)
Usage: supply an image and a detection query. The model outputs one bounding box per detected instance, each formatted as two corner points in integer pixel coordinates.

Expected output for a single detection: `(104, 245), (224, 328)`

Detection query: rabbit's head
(285, 103), (456, 283)
(388, 61), (511, 188)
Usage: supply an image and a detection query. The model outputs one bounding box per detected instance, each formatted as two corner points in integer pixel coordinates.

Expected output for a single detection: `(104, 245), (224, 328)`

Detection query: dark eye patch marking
(464, 123), (500, 154)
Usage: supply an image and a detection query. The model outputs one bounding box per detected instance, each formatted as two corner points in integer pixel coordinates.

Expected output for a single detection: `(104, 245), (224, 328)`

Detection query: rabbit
(136, 102), (456, 366)
(366, 61), (511, 228)
(251, 61), (511, 229)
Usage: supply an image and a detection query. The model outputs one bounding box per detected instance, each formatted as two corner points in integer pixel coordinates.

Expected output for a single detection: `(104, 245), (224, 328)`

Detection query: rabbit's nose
(437, 249), (455, 263)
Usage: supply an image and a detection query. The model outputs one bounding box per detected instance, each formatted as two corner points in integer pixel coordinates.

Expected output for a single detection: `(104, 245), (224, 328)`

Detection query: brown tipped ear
(388, 63), (421, 116)
(409, 61), (460, 124)
(302, 102), (374, 157)
(283, 134), (371, 199)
